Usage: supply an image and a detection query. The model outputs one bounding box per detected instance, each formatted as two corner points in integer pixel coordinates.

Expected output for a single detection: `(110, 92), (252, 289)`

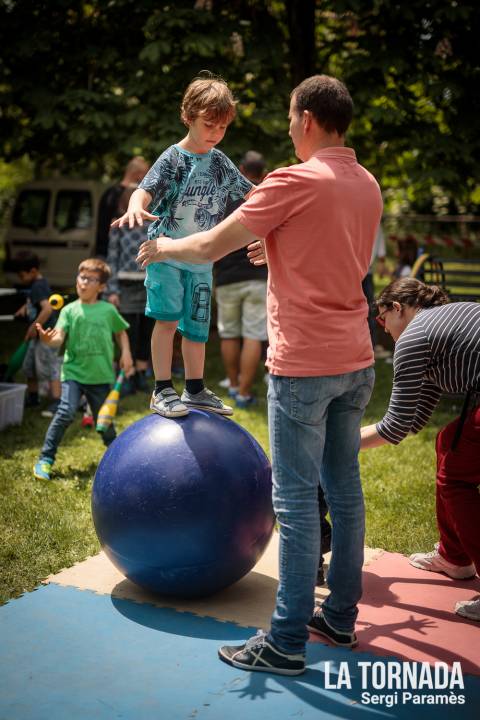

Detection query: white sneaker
(455, 597), (480, 621)
(181, 387), (233, 415)
(150, 388), (189, 418)
(218, 378), (231, 389)
(409, 544), (476, 580)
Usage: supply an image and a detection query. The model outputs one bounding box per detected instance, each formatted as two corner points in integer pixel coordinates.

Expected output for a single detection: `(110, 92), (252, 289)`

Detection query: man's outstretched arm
(136, 213), (259, 267)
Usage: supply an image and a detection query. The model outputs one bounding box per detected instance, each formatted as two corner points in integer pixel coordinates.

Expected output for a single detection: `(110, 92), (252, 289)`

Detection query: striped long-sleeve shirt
(377, 302), (480, 444)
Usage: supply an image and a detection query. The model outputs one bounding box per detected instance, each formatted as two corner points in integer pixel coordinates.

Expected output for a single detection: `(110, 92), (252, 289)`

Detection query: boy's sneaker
(181, 387), (233, 415)
(41, 400), (60, 418)
(227, 386), (239, 399)
(218, 377), (231, 389)
(409, 543), (476, 579)
(33, 460), (53, 481)
(218, 630), (305, 676)
(235, 394), (257, 409)
(307, 609), (358, 648)
(150, 388), (189, 418)
(81, 412), (94, 428)
(455, 597), (480, 622)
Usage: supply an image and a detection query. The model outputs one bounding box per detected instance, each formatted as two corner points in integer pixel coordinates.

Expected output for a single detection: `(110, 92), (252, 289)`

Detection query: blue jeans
(266, 367), (375, 654)
(40, 380), (116, 464)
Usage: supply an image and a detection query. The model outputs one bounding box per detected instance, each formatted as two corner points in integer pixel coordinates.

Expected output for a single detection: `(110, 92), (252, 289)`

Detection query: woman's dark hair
(377, 278), (450, 310)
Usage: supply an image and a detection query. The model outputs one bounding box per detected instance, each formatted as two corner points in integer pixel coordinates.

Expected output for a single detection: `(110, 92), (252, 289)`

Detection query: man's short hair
(292, 75), (353, 136)
(240, 151), (266, 181)
(13, 251), (40, 273)
(181, 72), (237, 125)
(78, 258), (111, 284)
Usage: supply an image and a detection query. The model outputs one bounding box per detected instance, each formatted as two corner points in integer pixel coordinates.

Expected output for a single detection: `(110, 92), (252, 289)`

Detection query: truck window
(54, 191), (93, 232)
(12, 190), (50, 230)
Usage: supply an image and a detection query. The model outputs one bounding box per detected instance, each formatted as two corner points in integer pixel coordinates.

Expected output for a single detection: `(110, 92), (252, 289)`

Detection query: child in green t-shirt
(33, 258), (133, 481)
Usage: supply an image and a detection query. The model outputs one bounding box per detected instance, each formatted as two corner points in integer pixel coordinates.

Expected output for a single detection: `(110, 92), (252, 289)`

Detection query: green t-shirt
(56, 300), (129, 384)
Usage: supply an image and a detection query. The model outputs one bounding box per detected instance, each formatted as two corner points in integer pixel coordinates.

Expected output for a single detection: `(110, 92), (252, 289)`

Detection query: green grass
(0, 322), (456, 605)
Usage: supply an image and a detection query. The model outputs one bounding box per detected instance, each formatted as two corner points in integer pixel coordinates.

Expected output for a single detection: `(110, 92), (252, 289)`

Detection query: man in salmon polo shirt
(137, 75), (383, 675)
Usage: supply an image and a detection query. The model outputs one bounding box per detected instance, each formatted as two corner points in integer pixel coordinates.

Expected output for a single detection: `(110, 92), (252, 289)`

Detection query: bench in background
(410, 254), (480, 302)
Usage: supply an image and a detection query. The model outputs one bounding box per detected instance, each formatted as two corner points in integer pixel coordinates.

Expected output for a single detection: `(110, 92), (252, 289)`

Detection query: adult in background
(136, 74), (383, 673)
(95, 156), (149, 258)
(361, 278), (480, 622)
(362, 222), (387, 351)
(106, 185), (154, 393)
(214, 150), (268, 408)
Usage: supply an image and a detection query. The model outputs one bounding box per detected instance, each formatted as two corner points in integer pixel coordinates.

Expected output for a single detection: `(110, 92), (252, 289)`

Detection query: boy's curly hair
(78, 258), (111, 284)
(180, 71), (237, 125)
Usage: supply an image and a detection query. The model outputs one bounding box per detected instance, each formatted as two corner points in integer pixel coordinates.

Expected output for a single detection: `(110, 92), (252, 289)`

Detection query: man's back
(236, 146), (382, 376)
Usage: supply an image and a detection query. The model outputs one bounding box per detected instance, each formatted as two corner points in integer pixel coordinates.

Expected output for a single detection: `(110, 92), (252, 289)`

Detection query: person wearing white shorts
(216, 278), (267, 407)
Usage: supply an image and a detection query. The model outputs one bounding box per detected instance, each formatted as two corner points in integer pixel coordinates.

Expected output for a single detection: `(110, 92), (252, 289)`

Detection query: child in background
(33, 258), (133, 481)
(14, 251), (61, 414)
(112, 73), (253, 418)
(106, 184), (154, 393)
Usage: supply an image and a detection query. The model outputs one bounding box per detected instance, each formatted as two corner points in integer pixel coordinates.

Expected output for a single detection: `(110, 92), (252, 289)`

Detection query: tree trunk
(286, 0), (316, 86)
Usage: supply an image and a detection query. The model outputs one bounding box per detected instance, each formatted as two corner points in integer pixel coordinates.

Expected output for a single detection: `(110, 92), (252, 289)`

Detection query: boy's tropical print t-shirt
(139, 145), (252, 274)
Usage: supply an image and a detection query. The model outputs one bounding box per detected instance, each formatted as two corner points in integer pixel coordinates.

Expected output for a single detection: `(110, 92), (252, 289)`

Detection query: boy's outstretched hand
(35, 323), (56, 345)
(111, 207), (157, 230)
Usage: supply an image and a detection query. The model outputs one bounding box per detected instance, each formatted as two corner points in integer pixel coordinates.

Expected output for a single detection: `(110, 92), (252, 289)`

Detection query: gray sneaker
(150, 388), (189, 418)
(181, 387), (233, 415)
(455, 597), (480, 621)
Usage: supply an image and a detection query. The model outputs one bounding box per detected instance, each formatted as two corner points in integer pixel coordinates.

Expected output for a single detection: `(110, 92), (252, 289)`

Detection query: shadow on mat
(110, 570), (279, 639)
(221, 648), (402, 720)
(110, 593), (256, 640)
(354, 568), (480, 675)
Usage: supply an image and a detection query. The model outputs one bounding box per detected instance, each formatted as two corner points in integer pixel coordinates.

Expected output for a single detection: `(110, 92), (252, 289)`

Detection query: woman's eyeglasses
(376, 308), (389, 328)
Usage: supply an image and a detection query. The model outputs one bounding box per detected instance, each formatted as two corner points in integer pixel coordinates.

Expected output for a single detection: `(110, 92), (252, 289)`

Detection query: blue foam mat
(0, 584), (478, 720)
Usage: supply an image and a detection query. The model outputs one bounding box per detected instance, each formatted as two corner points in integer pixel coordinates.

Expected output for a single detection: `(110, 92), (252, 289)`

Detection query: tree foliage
(0, 0), (479, 212)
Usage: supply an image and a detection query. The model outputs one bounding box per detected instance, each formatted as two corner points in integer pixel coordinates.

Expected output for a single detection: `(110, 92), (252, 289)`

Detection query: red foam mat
(313, 551), (480, 674)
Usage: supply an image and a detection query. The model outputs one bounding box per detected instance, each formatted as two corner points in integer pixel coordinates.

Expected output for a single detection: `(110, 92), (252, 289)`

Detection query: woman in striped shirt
(361, 278), (480, 622)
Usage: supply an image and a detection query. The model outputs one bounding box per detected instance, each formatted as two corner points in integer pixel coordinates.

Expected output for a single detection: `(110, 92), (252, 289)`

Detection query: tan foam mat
(45, 534), (384, 629)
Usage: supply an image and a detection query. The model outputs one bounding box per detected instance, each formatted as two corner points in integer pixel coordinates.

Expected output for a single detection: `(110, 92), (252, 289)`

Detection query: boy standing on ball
(33, 258), (133, 481)
(112, 72), (252, 419)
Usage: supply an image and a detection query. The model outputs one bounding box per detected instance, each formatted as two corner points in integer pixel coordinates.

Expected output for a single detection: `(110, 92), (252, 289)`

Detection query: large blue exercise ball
(92, 410), (274, 598)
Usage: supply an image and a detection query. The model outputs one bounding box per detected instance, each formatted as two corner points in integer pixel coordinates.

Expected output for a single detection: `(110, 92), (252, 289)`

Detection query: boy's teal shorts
(145, 263), (212, 343)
